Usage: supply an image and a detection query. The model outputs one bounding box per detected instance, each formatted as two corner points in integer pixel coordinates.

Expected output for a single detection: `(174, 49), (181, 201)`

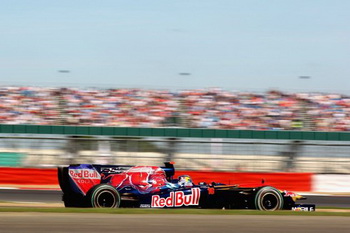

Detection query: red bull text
(69, 168), (101, 194)
(69, 169), (101, 179)
(151, 188), (201, 208)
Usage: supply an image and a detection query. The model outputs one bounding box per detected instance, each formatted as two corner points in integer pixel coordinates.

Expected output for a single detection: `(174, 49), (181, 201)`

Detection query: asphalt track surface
(0, 213), (350, 233)
(1, 190), (350, 233)
(1, 189), (350, 208)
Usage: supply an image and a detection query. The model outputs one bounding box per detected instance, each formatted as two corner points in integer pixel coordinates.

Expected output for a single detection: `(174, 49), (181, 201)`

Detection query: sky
(1, 0), (350, 93)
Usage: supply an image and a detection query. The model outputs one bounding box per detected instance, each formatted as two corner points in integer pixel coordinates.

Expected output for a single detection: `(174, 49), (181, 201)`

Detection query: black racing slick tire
(254, 186), (284, 211)
(87, 184), (121, 208)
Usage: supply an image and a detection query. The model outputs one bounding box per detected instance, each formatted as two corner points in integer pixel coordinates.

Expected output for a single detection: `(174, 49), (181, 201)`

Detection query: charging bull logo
(105, 166), (168, 194)
(151, 188), (201, 208)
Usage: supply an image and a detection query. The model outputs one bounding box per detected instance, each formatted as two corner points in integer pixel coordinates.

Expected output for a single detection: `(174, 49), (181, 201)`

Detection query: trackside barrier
(176, 171), (312, 192)
(0, 167), (58, 185)
(312, 174), (350, 193)
(0, 167), (312, 192)
(2, 168), (348, 193)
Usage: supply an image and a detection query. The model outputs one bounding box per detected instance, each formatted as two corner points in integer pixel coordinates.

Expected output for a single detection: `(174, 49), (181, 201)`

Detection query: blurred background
(0, 86), (349, 174)
(1, 1), (350, 194)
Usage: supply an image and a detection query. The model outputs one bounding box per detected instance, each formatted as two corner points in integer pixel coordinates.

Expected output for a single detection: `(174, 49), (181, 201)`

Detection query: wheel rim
(261, 193), (279, 210)
(95, 190), (116, 208)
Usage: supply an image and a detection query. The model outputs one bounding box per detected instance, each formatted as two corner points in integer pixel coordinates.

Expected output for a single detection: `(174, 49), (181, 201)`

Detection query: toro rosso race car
(58, 162), (315, 211)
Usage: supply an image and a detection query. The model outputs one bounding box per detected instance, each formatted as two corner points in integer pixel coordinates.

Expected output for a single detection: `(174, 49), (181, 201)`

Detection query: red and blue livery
(58, 162), (315, 211)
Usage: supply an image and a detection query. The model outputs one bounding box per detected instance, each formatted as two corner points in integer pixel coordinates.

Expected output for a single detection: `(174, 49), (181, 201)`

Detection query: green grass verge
(0, 207), (350, 216)
(318, 206), (350, 210)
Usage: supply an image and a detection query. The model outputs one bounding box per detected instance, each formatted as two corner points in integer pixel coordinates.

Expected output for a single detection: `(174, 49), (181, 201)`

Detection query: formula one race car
(58, 162), (315, 211)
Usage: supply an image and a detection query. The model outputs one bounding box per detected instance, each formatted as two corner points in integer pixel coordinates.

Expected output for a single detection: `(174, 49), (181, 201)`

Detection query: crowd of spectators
(0, 86), (349, 131)
(0, 87), (60, 125)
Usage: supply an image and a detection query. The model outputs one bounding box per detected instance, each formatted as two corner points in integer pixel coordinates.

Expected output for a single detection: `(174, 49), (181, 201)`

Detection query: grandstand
(1, 86), (350, 173)
(0, 86), (349, 131)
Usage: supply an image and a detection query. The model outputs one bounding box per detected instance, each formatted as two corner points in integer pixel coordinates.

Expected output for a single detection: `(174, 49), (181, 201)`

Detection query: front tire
(255, 186), (283, 211)
(87, 184), (121, 208)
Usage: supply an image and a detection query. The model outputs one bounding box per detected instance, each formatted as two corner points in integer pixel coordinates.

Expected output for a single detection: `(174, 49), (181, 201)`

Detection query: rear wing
(58, 162), (175, 195)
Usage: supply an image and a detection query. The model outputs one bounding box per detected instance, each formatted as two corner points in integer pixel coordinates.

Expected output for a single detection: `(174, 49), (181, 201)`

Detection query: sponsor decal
(151, 188), (201, 208)
(292, 205), (315, 212)
(284, 191), (297, 197)
(69, 169), (101, 179)
(69, 168), (101, 194)
(106, 166), (167, 194)
(140, 204), (151, 208)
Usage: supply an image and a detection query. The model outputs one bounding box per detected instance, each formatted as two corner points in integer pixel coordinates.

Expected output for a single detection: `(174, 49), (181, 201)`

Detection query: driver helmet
(178, 175), (193, 187)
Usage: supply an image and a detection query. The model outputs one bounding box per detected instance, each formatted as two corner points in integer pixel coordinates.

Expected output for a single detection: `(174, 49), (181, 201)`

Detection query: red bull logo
(284, 191), (297, 197)
(69, 169), (101, 179)
(69, 168), (101, 194)
(151, 188), (201, 208)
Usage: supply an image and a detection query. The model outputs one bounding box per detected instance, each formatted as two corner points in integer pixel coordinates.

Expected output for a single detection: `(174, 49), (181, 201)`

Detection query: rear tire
(255, 186), (283, 211)
(87, 184), (121, 208)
